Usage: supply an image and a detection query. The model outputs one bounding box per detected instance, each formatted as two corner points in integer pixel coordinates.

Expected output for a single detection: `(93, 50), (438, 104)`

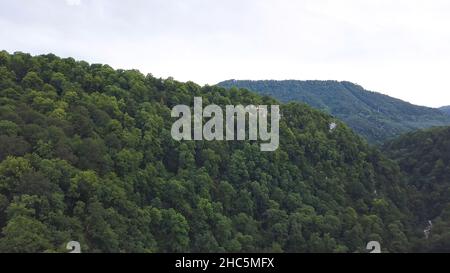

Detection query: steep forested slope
(384, 127), (450, 252)
(0, 51), (413, 253)
(218, 80), (450, 145)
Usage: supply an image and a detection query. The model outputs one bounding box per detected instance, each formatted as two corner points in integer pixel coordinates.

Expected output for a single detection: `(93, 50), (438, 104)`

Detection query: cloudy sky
(1, 0), (449, 107)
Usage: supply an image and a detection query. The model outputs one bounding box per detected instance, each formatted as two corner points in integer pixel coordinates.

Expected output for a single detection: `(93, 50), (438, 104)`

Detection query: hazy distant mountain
(218, 80), (450, 144)
(439, 106), (450, 115)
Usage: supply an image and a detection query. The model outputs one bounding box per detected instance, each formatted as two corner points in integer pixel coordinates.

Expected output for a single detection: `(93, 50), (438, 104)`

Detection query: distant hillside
(439, 106), (450, 115)
(217, 80), (450, 144)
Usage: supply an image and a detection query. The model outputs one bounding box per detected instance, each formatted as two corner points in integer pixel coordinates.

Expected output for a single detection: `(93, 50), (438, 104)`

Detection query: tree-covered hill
(0, 51), (414, 253)
(217, 80), (450, 145)
(383, 127), (450, 252)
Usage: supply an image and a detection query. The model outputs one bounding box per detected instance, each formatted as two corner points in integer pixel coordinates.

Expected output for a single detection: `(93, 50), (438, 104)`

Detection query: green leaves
(0, 156), (32, 194)
(22, 72), (44, 90)
(159, 209), (190, 253)
(0, 215), (52, 253)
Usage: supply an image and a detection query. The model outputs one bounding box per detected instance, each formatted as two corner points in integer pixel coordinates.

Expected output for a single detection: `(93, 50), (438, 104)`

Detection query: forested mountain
(217, 80), (450, 145)
(439, 106), (450, 115)
(384, 127), (450, 252)
(0, 51), (416, 253)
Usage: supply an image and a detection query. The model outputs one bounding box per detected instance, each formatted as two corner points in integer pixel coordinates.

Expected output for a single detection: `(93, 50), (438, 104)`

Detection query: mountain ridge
(439, 105), (450, 115)
(217, 80), (450, 144)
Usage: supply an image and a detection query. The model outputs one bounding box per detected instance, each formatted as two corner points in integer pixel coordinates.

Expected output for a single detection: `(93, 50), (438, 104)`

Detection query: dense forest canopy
(0, 50), (443, 253)
(217, 80), (450, 145)
(384, 127), (450, 252)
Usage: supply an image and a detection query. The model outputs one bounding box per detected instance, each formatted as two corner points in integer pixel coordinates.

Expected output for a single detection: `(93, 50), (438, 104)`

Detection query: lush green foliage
(384, 127), (450, 252)
(218, 80), (450, 145)
(0, 51), (414, 253)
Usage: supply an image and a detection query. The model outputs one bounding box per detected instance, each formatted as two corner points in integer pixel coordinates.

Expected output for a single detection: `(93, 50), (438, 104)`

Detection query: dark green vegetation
(218, 80), (450, 145)
(0, 51), (418, 253)
(439, 106), (450, 115)
(384, 127), (450, 252)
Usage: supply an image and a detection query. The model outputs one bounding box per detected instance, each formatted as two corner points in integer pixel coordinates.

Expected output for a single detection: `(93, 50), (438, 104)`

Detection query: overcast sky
(1, 0), (449, 107)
